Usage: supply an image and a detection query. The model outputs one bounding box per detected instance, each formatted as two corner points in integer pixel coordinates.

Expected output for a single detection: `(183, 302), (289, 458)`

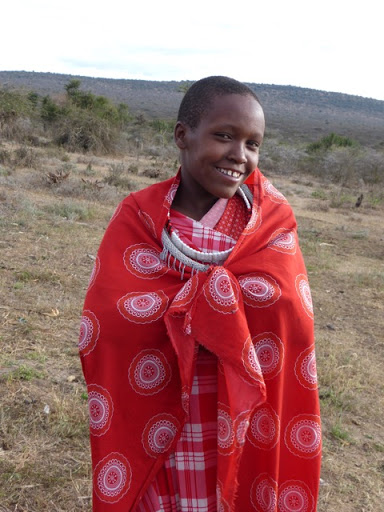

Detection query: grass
(311, 189), (328, 200)
(42, 201), (96, 221)
(330, 423), (353, 444)
(7, 365), (44, 382)
(0, 141), (383, 511)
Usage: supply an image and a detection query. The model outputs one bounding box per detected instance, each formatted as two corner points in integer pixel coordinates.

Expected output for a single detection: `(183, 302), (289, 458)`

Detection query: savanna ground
(0, 138), (383, 512)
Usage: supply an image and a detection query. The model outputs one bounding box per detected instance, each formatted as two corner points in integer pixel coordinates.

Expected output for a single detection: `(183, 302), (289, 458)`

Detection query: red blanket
(80, 169), (321, 511)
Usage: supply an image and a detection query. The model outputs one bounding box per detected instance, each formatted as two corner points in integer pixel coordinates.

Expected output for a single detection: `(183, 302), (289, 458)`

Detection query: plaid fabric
(170, 194), (249, 255)
(136, 197), (249, 511)
(136, 349), (218, 512)
(169, 211), (236, 254)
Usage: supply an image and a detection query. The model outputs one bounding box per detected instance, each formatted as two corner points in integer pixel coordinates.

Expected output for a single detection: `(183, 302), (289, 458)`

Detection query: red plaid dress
(136, 196), (249, 511)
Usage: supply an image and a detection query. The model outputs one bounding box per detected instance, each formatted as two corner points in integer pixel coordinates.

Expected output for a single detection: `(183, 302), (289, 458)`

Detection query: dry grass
(1, 143), (383, 511)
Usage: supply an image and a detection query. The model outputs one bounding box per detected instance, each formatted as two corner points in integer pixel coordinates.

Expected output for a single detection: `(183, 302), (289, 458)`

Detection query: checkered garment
(136, 196), (249, 511)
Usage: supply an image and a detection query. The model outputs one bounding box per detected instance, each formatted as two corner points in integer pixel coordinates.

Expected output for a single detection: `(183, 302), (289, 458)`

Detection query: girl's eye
(216, 133), (231, 140)
(247, 141), (260, 149)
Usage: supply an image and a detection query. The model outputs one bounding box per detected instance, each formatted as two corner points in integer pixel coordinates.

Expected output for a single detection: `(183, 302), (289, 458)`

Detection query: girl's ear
(174, 121), (188, 149)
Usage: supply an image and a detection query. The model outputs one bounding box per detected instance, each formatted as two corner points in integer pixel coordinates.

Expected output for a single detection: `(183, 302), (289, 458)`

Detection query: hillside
(1, 70), (383, 146)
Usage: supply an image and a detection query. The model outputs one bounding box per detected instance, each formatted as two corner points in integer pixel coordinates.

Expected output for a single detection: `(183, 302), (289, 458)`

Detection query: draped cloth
(79, 168), (321, 511)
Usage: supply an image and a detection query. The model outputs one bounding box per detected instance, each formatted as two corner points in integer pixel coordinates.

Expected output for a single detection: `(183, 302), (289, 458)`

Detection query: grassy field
(0, 141), (383, 511)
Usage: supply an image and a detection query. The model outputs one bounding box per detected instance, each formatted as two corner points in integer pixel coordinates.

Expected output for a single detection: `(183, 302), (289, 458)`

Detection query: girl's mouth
(216, 167), (242, 179)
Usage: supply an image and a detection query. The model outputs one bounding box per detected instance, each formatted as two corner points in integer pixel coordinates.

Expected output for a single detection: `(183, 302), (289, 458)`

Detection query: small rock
(326, 324), (336, 331)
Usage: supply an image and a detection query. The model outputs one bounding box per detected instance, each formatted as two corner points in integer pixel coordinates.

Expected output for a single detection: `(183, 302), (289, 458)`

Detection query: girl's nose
(228, 143), (247, 164)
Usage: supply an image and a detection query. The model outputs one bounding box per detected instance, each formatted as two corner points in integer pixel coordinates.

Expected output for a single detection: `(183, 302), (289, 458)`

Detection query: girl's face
(174, 93), (265, 216)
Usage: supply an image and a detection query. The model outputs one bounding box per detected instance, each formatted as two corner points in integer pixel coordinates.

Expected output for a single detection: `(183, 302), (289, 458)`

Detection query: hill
(1, 70), (383, 146)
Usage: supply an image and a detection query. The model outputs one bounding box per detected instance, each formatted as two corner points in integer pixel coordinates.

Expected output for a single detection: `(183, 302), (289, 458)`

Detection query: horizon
(1, 69), (383, 103)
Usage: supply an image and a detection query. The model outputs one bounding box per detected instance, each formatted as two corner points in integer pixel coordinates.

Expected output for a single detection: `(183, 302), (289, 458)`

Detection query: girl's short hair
(177, 76), (261, 129)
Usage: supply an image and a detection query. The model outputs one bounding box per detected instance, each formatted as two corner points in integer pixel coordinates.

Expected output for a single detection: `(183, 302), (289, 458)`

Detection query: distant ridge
(1, 71), (383, 145)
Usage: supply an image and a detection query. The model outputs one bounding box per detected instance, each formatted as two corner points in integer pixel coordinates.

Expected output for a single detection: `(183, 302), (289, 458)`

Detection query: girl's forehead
(200, 94), (265, 131)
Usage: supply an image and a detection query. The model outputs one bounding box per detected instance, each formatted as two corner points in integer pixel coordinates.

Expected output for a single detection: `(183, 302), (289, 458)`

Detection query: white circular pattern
(142, 414), (180, 457)
(285, 414), (321, 459)
(217, 409), (235, 450)
(135, 355), (164, 387)
(251, 474), (278, 512)
(296, 275), (314, 318)
(89, 393), (108, 427)
(248, 404), (280, 450)
(88, 385), (114, 436)
(128, 350), (171, 395)
(204, 268), (239, 314)
(126, 294), (161, 317)
(132, 249), (162, 272)
(124, 244), (167, 279)
(289, 419), (321, 455)
(170, 276), (199, 313)
(94, 453), (132, 504)
(248, 343), (262, 376)
(148, 421), (177, 453)
(175, 280), (192, 302)
(217, 482), (230, 512)
(239, 274), (281, 308)
(301, 352), (317, 386)
(165, 183), (178, 204)
(210, 271), (236, 305)
(278, 481), (314, 512)
(256, 339), (279, 374)
(78, 310), (100, 356)
(268, 229), (296, 253)
(117, 291), (168, 324)
(79, 316), (94, 351)
(253, 333), (284, 380)
(263, 179), (288, 203)
(99, 460), (125, 496)
(243, 338), (263, 384)
(244, 206), (262, 235)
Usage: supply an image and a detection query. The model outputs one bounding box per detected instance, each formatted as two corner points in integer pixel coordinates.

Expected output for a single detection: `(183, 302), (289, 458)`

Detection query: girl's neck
(172, 183), (218, 221)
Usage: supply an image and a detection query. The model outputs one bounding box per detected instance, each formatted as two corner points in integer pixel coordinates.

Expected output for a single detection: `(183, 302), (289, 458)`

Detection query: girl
(79, 76), (321, 511)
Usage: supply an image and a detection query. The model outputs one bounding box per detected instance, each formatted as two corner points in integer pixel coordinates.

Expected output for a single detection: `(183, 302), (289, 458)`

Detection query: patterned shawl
(79, 168), (321, 511)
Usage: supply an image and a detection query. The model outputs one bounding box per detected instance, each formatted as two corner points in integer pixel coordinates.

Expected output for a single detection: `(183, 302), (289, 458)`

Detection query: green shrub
(41, 95), (62, 123)
(307, 132), (358, 153)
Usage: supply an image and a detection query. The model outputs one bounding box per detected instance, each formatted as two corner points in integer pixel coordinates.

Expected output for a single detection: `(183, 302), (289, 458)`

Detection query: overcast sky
(1, 0), (383, 101)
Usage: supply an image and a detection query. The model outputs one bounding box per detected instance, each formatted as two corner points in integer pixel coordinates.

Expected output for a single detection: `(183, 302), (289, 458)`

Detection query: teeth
(217, 168), (241, 178)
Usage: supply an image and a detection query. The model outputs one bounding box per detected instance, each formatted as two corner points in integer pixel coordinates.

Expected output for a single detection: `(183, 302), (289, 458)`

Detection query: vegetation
(307, 132), (358, 152)
(0, 79), (132, 153)
(0, 75), (383, 511)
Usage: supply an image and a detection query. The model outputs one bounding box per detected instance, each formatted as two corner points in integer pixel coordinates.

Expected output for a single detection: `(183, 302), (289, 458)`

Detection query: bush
(103, 163), (136, 190)
(12, 146), (40, 169)
(54, 109), (118, 153)
(301, 146), (384, 186)
(307, 132), (358, 153)
(0, 89), (34, 140)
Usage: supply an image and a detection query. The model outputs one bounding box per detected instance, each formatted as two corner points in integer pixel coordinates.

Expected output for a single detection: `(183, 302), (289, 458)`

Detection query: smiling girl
(80, 76), (321, 511)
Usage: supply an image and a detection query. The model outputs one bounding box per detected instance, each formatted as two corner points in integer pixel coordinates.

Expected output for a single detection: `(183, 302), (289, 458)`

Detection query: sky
(1, 0), (383, 101)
